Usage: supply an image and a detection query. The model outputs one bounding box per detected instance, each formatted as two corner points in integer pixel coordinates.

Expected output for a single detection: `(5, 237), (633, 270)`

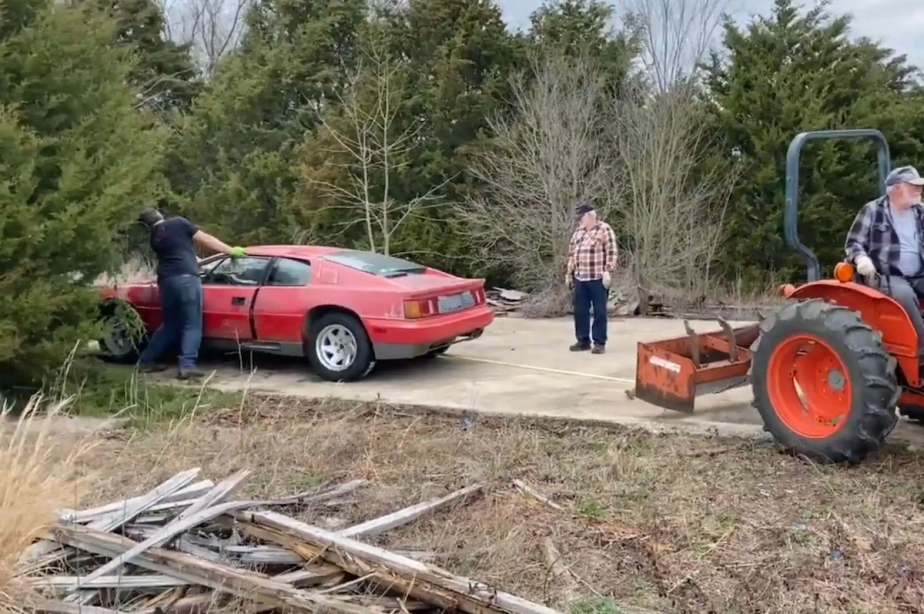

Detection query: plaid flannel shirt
(845, 195), (924, 276)
(567, 222), (618, 281)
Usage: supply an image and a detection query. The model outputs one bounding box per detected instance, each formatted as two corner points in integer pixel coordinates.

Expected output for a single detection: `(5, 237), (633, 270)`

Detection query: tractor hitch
(634, 319), (761, 413)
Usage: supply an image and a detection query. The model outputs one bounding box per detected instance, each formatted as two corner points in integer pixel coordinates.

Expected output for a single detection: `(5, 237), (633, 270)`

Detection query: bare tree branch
(158, 0), (251, 75)
(455, 50), (622, 316)
(298, 38), (449, 254)
(620, 0), (733, 93)
(613, 0), (740, 312)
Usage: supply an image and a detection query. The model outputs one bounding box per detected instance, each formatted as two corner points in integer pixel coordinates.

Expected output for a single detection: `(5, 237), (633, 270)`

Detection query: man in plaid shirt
(567, 201), (617, 354)
(846, 165), (924, 358)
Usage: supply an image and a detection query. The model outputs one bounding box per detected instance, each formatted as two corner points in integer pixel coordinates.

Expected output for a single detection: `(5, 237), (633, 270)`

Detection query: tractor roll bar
(785, 129), (891, 282)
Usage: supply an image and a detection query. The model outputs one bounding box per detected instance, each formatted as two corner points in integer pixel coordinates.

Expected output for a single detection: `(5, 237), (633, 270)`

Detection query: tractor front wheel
(750, 299), (899, 463)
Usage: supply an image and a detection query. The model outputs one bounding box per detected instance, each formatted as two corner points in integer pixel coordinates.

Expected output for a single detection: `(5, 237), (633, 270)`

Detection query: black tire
(97, 303), (147, 364)
(749, 299), (899, 464)
(307, 311), (375, 382)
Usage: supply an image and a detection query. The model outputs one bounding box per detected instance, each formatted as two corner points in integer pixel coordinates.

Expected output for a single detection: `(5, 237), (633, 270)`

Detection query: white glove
(856, 256), (876, 278)
(602, 271), (612, 288)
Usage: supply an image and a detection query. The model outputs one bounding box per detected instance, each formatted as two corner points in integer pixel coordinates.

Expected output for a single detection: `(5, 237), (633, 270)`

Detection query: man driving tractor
(845, 165), (924, 360)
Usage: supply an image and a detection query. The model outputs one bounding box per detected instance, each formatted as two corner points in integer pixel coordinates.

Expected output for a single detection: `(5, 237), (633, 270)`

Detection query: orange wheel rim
(766, 334), (851, 439)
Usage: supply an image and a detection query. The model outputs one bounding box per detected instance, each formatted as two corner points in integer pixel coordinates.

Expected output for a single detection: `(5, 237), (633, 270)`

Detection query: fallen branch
(340, 483), (484, 537)
(513, 480), (563, 511)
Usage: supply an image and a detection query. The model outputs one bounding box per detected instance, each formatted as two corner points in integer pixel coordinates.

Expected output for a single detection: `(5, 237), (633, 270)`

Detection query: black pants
(573, 278), (607, 347)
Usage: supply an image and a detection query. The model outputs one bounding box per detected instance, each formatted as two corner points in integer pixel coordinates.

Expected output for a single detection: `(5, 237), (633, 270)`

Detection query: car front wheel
(97, 304), (147, 363)
(307, 311), (375, 382)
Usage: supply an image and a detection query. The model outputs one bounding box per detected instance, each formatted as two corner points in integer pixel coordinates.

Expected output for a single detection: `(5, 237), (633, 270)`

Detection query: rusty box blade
(633, 322), (759, 414)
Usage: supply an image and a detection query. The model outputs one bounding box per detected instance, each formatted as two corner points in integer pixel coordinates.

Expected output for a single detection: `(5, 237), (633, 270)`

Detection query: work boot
(176, 369), (206, 381)
(137, 363), (168, 374)
(592, 345), (605, 354)
(570, 342), (591, 352)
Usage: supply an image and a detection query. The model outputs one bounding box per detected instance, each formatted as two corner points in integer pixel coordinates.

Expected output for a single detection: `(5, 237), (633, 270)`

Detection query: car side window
(204, 257), (270, 286)
(198, 257), (224, 277)
(267, 258), (311, 286)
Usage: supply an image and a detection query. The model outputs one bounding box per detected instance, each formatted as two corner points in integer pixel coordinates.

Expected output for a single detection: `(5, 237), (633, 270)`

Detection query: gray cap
(886, 165), (924, 187)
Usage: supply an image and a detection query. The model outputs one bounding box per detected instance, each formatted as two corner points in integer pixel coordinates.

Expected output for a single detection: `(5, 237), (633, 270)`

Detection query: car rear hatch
(393, 276), (486, 318)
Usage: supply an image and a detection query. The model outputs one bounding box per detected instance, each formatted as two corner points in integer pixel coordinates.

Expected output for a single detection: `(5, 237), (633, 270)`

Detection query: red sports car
(97, 246), (494, 381)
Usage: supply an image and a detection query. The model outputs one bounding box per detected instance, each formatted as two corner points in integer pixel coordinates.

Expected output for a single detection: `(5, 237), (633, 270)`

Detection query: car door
(200, 256), (272, 341)
(252, 257), (313, 345)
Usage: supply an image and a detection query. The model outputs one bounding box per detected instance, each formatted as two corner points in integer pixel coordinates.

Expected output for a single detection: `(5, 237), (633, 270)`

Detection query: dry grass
(28, 394), (924, 614)
(0, 395), (94, 613)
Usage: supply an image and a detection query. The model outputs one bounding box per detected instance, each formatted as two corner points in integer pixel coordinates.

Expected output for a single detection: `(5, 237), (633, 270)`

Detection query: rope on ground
(439, 354), (635, 384)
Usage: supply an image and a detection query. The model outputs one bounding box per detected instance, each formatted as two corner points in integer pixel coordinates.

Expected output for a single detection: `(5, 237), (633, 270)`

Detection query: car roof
(242, 245), (347, 259)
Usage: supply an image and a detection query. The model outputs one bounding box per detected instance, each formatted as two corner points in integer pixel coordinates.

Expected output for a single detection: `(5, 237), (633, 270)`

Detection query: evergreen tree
(89, 0), (201, 112)
(164, 0), (368, 244)
(703, 0), (923, 283)
(0, 0), (167, 382)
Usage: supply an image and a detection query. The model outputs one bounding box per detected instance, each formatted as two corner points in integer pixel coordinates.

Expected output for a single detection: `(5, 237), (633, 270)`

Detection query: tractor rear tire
(750, 299), (899, 464)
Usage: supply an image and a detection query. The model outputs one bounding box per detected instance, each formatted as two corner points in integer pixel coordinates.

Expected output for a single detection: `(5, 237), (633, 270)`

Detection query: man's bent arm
(566, 231), (577, 274)
(603, 224), (617, 272)
(844, 204), (874, 264)
(193, 230), (235, 255)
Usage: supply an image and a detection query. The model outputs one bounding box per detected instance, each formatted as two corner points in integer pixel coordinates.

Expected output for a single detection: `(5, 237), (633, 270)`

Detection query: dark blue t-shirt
(151, 217), (199, 281)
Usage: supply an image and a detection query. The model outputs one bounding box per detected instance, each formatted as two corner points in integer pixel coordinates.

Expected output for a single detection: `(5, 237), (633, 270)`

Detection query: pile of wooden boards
(486, 288), (528, 315)
(23, 469), (563, 614)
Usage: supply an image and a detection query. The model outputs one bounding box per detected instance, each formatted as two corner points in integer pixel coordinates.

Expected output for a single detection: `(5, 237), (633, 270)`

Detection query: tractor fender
(787, 280), (919, 385)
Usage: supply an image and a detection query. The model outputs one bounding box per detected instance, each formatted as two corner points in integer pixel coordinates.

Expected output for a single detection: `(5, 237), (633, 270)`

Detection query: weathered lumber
(51, 524), (380, 614)
(234, 520), (473, 613)
(37, 601), (122, 614)
(241, 510), (565, 614)
(71, 470), (252, 588)
(542, 538), (579, 603)
(35, 574), (191, 590)
(57, 479), (215, 524)
(24, 469), (201, 565)
(340, 483), (484, 537)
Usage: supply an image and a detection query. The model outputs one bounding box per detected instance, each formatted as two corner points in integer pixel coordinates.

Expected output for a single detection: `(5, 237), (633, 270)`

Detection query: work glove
(602, 271), (612, 288)
(856, 255), (876, 278)
(229, 246), (247, 259)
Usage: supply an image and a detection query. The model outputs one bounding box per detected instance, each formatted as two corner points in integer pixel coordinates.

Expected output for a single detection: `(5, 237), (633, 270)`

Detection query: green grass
(53, 359), (241, 426)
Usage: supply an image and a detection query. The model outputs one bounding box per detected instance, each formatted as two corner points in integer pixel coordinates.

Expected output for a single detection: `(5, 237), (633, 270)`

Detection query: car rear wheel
(97, 303), (147, 364)
(307, 311), (375, 382)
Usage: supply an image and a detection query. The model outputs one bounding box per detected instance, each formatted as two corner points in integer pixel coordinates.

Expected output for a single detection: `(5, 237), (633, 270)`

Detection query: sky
(496, 0), (924, 66)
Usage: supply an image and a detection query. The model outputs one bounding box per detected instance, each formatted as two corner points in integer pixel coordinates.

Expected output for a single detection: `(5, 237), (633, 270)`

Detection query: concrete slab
(166, 316), (756, 434)
(147, 314), (924, 444)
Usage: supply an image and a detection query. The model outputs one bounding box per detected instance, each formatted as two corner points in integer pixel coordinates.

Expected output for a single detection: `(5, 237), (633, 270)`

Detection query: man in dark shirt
(137, 208), (247, 379)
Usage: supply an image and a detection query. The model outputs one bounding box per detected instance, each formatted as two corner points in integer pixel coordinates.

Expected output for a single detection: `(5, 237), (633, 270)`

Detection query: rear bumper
(365, 305), (495, 360)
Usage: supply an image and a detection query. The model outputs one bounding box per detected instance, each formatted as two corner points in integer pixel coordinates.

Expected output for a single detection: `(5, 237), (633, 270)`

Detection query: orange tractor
(634, 129), (924, 463)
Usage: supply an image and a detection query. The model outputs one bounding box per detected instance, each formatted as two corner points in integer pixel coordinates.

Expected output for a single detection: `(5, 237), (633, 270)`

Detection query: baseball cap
(886, 166), (924, 187)
(574, 201), (595, 217)
(138, 208), (164, 226)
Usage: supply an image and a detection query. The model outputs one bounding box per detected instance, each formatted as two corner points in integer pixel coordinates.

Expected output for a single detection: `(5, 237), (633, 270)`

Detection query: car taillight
(404, 299), (434, 319)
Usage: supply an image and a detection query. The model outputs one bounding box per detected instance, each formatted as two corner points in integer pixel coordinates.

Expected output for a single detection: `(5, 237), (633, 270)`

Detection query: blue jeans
(138, 274), (203, 371)
(573, 278), (608, 346)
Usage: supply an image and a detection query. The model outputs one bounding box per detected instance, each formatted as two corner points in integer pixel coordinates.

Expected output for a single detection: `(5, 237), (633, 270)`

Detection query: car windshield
(323, 250), (426, 278)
